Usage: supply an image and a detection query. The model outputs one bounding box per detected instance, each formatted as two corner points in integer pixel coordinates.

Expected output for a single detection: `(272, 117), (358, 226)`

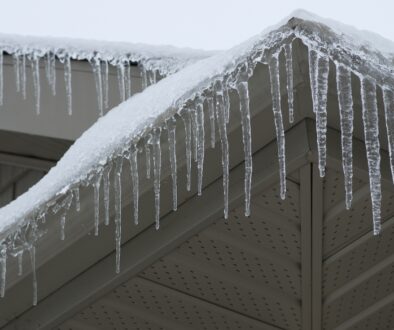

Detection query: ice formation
(0, 10), (394, 307)
(268, 54), (286, 200)
(0, 33), (213, 116)
(336, 63), (354, 210)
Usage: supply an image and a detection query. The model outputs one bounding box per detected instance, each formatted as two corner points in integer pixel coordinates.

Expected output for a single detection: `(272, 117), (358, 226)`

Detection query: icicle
(191, 108), (198, 162)
(215, 81), (229, 219)
(153, 70), (157, 84)
(167, 117), (177, 210)
(117, 63), (125, 102)
(268, 55), (287, 200)
(29, 245), (37, 306)
(145, 136), (152, 179)
(20, 54), (26, 99)
(53, 192), (73, 240)
(93, 172), (103, 236)
(360, 77), (382, 235)
(336, 63), (354, 209)
(0, 245), (6, 298)
(31, 57), (40, 115)
(207, 97), (216, 148)
(103, 163), (112, 226)
(128, 144), (139, 225)
(196, 100), (205, 196)
(45, 53), (51, 85)
(152, 129), (162, 229)
(383, 89), (394, 183)
(13, 55), (20, 92)
(125, 63), (131, 99)
(0, 51), (3, 106)
(308, 49), (318, 114)
(91, 58), (103, 116)
(49, 53), (56, 96)
(182, 111), (192, 191)
(17, 252), (23, 276)
(64, 55), (72, 115)
(114, 157), (123, 273)
(223, 84), (230, 123)
(73, 187), (80, 212)
(236, 72), (253, 217)
(102, 61), (109, 109)
(141, 67), (148, 90)
(314, 54), (330, 177)
(284, 43), (294, 123)
(59, 214), (66, 240)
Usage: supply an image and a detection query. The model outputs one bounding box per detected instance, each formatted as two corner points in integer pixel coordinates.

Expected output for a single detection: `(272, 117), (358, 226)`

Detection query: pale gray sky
(0, 0), (393, 50)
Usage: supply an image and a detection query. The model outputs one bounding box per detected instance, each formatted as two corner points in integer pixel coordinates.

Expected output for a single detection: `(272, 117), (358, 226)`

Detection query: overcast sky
(0, 0), (393, 50)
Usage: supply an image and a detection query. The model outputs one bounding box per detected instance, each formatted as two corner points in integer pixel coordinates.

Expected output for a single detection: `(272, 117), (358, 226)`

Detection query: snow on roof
(0, 32), (215, 74)
(0, 32), (216, 116)
(289, 9), (394, 57)
(1, 10), (394, 304)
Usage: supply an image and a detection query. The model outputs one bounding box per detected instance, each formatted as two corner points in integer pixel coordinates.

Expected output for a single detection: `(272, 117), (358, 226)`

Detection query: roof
(0, 9), (394, 318)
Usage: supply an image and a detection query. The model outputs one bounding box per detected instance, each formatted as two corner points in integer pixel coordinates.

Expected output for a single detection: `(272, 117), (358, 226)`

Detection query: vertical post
(300, 164), (312, 330)
(312, 164), (323, 329)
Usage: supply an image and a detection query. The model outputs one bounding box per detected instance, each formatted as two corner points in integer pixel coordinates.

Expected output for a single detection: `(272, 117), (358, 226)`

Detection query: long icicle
(129, 144), (139, 225)
(336, 63), (354, 209)
(103, 163), (112, 226)
(20, 54), (26, 99)
(167, 117), (178, 210)
(102, 61), (109, 109)
(196, 100), (205, 196)
(49, 53), (56, 96)
(284, 43), (294, 123)
(93, 172), (103, 236)
(17, 252), (23, 276)
(73, 187), (81, 212)
(360, 77), (382, 235)
(58, 192), (73, 241)
(236, 71), (253, 217)
(383, 88), (394, 183)
(114, 157), (123, 273)
(117, 63), (125, 102)
(59, 214), (66, 241)
(32, 57), (40, 115)
(152, 128), (162, 229)
(125, 63), (131, 99)
(91, 58), (103, 116)
(207, 97), (216, 148)
(29, 245), (37, 306)
(268, 55), (287, 199)
(315, 54), (330, 177)
(13, 55), (20, 93)
(0, 51), (3, 106)
(191, 108), (198, 162)
(64, 55), (72, 115)
(308, 48), (318, 113)
(223, 84), (231, 123)
(182, 110), (192, 191)
(215, 81), (229, 219)
(0, 245), (6, 298)
(145, 134), (152, 179)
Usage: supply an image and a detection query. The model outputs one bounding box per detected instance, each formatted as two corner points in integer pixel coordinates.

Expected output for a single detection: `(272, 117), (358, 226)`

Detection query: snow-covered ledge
(0, 33), (214, 117)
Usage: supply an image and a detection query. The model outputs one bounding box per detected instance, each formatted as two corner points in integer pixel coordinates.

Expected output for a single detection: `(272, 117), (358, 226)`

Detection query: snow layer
(0, 32), (215, 74)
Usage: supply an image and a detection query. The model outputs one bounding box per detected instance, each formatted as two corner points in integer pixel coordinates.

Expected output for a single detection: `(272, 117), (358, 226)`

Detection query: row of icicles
(0, 50), (160, 116)
(0, 38), (393, 307)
